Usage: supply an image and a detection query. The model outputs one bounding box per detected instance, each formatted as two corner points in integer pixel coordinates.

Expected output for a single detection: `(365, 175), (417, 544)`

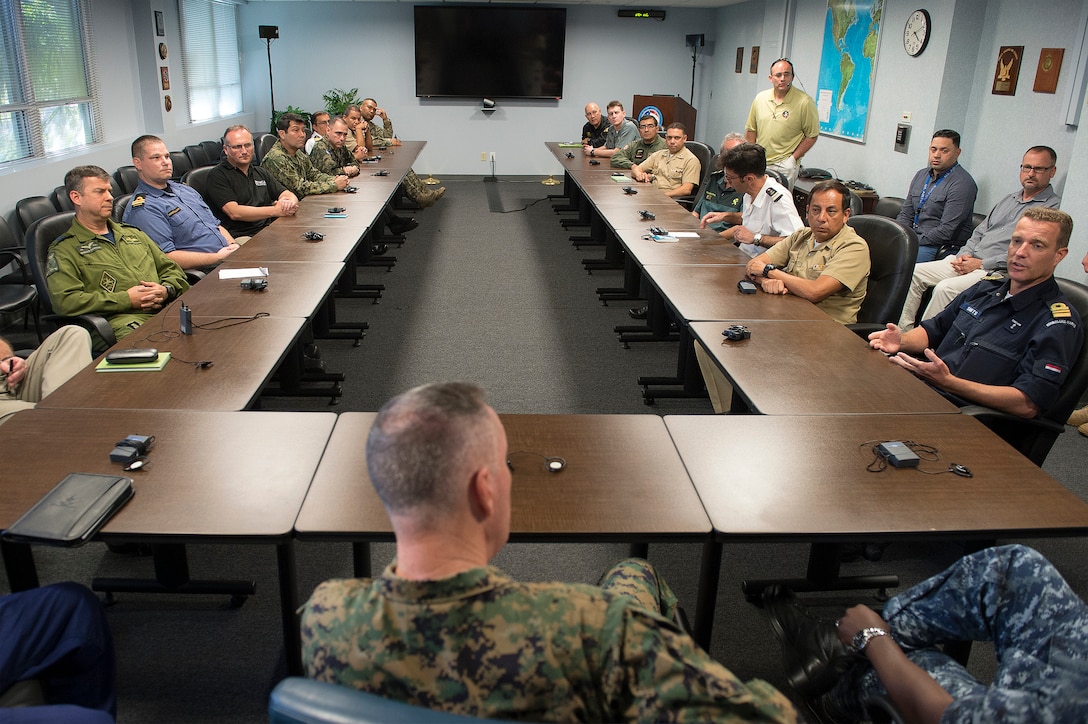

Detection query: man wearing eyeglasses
(745, 58), (819, 188)
(305, 111), (330, 155)
(205, 124), (299, 241)
(898, 146), (1060, 330)
(610, 114), (666, 169)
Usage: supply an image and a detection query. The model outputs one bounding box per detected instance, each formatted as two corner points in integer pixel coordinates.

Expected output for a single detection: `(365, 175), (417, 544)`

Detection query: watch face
(904, 9), (931, 57)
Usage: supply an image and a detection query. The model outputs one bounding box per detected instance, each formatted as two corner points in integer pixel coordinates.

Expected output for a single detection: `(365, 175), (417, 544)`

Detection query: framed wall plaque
(160, 67), (170, 91)
(1033, 48), (1064, 94)
(154, 11), (165, 37)
(736, 47), (744, 74)
(991, 45), (1023, 95)
(750, 46), (760, 74)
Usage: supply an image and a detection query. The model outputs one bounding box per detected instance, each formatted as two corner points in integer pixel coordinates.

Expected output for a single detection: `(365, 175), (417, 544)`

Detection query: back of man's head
(932, 129), (961, 148)
(1023, 207), (1073, 249)
(131, 134), (164, 159)
(64, 165), (110, 196)
(367, 382), (492, 519)
(716, 133), (746, 170)
(723, 143), (768, 178)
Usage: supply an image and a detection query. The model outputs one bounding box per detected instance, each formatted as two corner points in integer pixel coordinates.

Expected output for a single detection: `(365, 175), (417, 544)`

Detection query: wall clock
(904, 9), (931, 57)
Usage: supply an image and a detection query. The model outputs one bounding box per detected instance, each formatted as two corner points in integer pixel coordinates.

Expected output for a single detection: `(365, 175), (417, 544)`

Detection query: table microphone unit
(180, 303), (193, 335)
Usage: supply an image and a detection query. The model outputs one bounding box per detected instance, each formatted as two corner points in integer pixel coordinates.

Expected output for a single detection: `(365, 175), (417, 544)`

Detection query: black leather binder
(2, 473), (134, 546)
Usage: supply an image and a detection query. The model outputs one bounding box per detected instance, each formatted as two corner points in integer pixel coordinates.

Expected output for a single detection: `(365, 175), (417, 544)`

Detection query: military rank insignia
(1050, 302), (1072, 319)
(100, 271), (117, 293)
(131, 194), (146, 208)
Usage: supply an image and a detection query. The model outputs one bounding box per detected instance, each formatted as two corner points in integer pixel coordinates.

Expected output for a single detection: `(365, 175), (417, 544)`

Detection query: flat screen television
(414, 5), (566, 99)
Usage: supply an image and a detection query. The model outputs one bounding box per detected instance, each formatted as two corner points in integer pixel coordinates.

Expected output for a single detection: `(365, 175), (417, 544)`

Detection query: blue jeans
(915, 244), (943, 263)
(833, 545), (1088, 723)
(0, 583), (115, 722)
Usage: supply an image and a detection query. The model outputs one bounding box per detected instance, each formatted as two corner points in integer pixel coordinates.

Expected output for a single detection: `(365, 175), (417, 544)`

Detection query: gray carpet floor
(3, 176), (1087, 722)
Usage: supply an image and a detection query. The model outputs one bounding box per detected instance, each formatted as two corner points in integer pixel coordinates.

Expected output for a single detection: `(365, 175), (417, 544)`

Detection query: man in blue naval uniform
(869, 207), (1082, 418)
(123, 135), (239, 271)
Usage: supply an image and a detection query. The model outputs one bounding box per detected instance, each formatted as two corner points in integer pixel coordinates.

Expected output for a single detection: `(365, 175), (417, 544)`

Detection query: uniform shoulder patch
(131, 193), (146, 208)
(1050, 302), (1072, 319)
(765, 187), (783, 202)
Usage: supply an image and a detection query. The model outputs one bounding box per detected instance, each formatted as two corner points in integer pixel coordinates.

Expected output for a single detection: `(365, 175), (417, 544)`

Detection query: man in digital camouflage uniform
(46, 165), (189, 352)
(360, 97), (444, 207)
(301, 381), (797, 723)
(261, 112), (350, 199)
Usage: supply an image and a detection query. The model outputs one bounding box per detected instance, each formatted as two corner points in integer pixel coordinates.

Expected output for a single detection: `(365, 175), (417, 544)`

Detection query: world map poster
(816, 0), (883, 142)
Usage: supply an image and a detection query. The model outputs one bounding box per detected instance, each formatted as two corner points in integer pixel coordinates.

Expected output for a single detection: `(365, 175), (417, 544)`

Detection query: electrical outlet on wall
(480, 152), (487, 162)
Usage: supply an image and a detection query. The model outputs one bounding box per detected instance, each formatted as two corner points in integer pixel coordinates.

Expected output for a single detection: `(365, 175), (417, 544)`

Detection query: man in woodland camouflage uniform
(301, 382), (796, 723)
(261, 112), (349, 199)
(360, 97), (444, 207)
(308, 116), (360, 179)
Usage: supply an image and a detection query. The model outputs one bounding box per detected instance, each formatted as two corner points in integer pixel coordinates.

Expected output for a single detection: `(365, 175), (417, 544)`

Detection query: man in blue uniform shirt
(123, 135), (239, 270)
(869, 207), (1082, 418)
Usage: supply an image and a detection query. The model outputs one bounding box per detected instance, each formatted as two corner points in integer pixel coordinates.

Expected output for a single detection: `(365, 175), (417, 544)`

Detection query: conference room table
(0, 408), (336, 676)
(37, 311), (306, 411)
(664, 412), (1088, 645)
(689, 319), (961, 415)
(177, 261), (344, 318)
(295, 412), (711, 586)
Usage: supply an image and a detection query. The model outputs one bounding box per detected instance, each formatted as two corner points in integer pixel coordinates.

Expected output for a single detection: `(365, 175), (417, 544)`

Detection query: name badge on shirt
(959, 302), (981, 318)
(255, 180), (267, 187)
(167, 207), (181, 217)
(1005, 319), (1023, 334)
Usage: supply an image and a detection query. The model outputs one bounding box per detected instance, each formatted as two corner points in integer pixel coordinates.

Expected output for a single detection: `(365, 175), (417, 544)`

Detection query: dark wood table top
(601, 204), (704, 231)
(644, 265), (830, 322)
(615, 227), (750, 266)
(689, 320), (960, 415)
(180, 261), (343, 318)
(269, 200), (384, 227)
(361, 140), (424, 172)
(37, 313), (305, 411)
(0, 409), (335, 540)
(296, 413), (710, 541)
(665, 413), (1088, 540)
(231, 220), (364, 263)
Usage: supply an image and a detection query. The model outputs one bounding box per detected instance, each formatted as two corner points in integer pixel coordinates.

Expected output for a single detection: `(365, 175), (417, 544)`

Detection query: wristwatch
(850, 627), (891, 653)
(590, 148), (595, 157)
(762, 264), (777, 278)
(753, 232), (763, 247)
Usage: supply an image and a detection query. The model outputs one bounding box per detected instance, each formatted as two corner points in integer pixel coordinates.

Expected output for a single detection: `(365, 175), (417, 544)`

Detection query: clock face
(904, 9), (931, 57)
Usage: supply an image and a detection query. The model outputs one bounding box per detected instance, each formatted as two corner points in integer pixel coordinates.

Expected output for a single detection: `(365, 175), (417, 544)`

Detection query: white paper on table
(672, 232), (699, 238)
(218, 267), (269, 279)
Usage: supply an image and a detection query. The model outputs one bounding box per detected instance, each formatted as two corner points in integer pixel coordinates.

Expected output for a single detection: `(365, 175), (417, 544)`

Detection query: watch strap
(851, 627), (890, 653)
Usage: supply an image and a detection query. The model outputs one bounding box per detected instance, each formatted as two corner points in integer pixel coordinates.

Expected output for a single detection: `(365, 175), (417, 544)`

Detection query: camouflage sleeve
(611, 606), (798, 723)
(309, 145), (345, 176)
(262, 150), (339, 198)
(610, 142), (635, 169)
(371, 120), (395, 148)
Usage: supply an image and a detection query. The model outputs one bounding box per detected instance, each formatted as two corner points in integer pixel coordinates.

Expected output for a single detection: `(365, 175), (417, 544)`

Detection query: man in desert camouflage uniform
(360, 97), (444, 207)
(301, 381), (797, 723)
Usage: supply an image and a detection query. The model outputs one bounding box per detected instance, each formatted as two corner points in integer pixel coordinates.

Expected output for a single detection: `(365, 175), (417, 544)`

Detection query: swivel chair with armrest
(0, 217), (41, 341)
(845, 215), (919, 338)
(676, 140), (714, 211)
(961, 277), (1088, 467)
(872, 195), (903, 219)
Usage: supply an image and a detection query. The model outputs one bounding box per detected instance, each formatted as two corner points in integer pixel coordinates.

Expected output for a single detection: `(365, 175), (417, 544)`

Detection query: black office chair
(24, 211), (117, 351)
(845, 215), (918, 338)
(113, 194), (133, 222)
(181, 166), (213, 202)
(0, 217), (42, 342)
(114, 165), (140, 194)
(872, 195), (903, 219)
(961, 278), (1088, 467)
(269, 678), (488, 724)
(168, 151), (191, 181)
(847, 190), (864, 217)
(200, 139), (223, 164)
(52, 185), (75, 212)
(184, 144), (211, 169)
(688, 154), (721, 214)
(15, 196), (59, 240)
(254, 133), (278, 164)
(677, 141), (714, 210)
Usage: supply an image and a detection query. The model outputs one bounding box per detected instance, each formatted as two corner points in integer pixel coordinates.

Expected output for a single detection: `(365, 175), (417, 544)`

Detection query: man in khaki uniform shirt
(631, 123), (701, 198)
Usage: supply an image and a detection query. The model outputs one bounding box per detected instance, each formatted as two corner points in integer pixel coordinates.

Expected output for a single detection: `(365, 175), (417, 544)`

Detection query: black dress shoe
(628, 305), (648, 320)
(371, 243), (389, 256)
(388, 217), (418, 235)
(763, 584), (856, 700)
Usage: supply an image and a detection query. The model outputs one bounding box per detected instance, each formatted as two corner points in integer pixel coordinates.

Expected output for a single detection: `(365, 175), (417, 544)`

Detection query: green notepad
(96, 352), (171, 372)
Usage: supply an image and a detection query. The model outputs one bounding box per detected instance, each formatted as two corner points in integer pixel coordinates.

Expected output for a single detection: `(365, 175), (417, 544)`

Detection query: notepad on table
(96, 352), (171, 372)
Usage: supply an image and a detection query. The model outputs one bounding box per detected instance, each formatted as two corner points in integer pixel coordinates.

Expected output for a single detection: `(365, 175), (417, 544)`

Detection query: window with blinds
(178, 0), (242, 123)
(0, 0), (99, 165)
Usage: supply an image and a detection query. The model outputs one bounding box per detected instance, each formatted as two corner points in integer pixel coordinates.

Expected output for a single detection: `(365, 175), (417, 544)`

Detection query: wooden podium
(633, 95), (697, 138)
